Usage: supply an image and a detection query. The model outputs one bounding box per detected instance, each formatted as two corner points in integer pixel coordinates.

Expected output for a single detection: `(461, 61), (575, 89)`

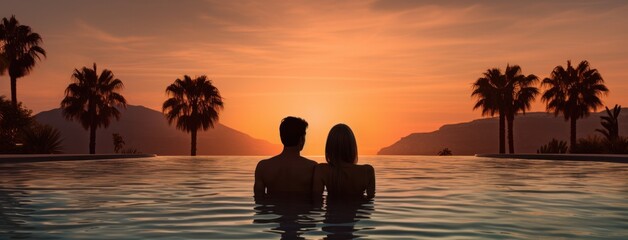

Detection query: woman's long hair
(325, 124), (358, 195)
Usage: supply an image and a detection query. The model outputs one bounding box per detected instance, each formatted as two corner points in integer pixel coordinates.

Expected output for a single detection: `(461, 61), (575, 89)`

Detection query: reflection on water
(0, 156), (627, 239)
(322, 198), (374, 239)
(0, 188), (34, 239)
(253, 195), (374, 239)
(254, 196), (318, 239)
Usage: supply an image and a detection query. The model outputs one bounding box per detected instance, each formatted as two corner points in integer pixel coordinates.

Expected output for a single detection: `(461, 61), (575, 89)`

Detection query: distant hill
(378, 111), (628, 155)
(35, 105), (281, 155)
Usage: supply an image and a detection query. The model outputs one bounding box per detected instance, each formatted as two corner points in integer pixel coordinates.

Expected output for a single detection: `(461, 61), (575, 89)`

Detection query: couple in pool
(254, 116), (376, 199)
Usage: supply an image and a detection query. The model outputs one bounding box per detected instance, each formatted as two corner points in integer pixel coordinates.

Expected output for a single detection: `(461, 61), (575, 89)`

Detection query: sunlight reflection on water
(0, 156), (627, 239)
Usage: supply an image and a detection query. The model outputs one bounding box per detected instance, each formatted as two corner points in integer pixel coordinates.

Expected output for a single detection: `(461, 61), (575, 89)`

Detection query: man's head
(279, 116), (308, 149)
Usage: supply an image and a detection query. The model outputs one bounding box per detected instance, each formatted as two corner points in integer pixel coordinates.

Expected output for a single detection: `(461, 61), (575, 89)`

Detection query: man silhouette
(254, 116), (317, 197)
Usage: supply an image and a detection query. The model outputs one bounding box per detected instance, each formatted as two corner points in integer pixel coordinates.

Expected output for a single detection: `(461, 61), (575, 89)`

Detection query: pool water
(0, 156), (627, 239)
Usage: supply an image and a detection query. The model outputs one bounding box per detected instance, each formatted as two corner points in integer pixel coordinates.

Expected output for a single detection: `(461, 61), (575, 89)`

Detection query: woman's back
(313, 162), (375, 198)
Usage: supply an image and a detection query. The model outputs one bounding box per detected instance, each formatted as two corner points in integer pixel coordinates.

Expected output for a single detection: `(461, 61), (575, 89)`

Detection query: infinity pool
(0, 156), (627, 239)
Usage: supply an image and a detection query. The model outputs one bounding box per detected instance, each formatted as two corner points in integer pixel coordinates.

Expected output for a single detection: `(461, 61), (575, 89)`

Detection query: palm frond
(22, 124), (63, 154)
(0, 15), (46, 78)
(60, 63), (126, 132)
(162, 75), (224, 133)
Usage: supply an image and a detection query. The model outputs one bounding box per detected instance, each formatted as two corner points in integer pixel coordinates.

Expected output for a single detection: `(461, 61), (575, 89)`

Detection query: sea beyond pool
(0, 156), (627, 239)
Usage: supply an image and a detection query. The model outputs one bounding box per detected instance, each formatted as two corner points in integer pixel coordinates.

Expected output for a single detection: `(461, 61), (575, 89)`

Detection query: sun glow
(2, 1), (628, 154)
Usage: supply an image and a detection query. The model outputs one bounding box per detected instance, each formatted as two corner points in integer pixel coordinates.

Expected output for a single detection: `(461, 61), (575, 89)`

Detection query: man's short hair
(280, 116), (308, 147)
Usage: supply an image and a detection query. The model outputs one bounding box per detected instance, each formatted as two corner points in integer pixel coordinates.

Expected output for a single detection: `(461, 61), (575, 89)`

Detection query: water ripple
(0, 156), (627, 239)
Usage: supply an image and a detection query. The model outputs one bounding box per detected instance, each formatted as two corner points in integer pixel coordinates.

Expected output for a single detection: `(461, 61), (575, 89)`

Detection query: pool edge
(0, 154), (157, 164)
(475, 153), (628, 163)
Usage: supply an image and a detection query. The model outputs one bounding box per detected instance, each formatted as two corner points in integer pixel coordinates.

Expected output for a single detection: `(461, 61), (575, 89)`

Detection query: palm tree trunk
(89, 123), (96, 154)
(569, 117), (577, 153)
(10, 75), (17, 109)
(191, 128), (197, 156)
(499, 112), (505, 154)
(507, 113), (514, 154)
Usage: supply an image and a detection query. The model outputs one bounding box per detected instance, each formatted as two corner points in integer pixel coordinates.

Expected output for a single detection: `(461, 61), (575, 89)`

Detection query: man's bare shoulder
(256, 156), (280, 168)
(299, 156), (318, 166)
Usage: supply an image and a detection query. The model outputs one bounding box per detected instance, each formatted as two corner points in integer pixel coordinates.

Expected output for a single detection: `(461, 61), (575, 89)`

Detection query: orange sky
(2, 0), (628, 154)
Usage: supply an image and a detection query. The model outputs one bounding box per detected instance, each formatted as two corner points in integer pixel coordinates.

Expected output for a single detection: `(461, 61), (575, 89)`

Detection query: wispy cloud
(75, 20), (152, 44)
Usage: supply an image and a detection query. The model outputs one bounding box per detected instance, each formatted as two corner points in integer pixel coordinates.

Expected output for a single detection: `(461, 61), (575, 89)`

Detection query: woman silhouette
(313, 124), (375, 199)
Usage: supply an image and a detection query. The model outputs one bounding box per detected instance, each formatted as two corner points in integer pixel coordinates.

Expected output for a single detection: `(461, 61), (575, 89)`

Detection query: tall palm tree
(0, 15), (46, 108)
(163, 75), (224, 156)
(472, 68), (506, 154)
(596, 104), (621, 142)
(503, 64), (539, 154)
(60, 63), (127, 154)
(541, 60), (608, 151)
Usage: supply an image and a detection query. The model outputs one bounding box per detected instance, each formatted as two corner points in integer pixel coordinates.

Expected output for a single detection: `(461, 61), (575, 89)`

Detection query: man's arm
(254, 161), (266, 197)
(365, 164), (375, 198)
(312, 164), (325, 197)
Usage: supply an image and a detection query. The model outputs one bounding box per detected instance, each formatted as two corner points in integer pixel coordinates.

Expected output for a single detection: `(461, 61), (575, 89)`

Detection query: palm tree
(596, 104), (621, 142)
(541, 60), (608, 151)
(163, 75), (224, 156)
(472, 68), (507, 154)
(60, 63), (127, 154)
(0, 15), (46, 108)
(503, 64), (539, 153)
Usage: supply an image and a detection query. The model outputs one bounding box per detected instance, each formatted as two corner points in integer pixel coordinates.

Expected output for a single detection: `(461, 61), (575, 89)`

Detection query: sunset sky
(2, 0), (628, 155)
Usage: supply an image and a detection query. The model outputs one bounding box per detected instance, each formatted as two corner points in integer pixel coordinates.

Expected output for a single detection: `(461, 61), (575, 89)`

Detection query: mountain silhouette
(35, 105), (281, 155)
(378, 111), (628, 155)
